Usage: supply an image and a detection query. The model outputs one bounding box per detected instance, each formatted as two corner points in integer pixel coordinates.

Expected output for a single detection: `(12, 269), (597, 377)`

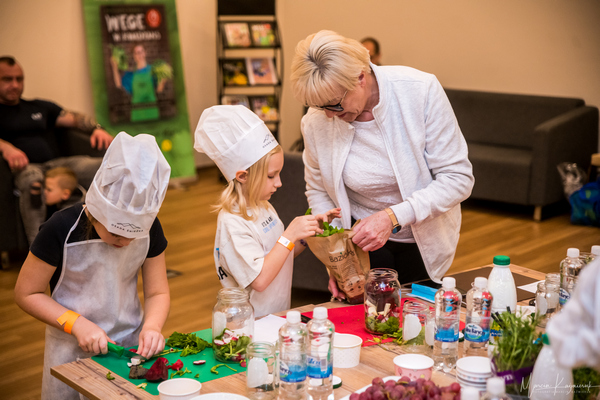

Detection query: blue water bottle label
(307, 356), (332, 379)
(464, 323), (490, 343)
(279, 361), (307, 383)
(559, 288), (570, 306)
(434, 327), (459, 342)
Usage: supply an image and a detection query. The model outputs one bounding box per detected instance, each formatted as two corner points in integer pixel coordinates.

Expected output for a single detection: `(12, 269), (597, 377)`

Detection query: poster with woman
(83, 0), (196, 181)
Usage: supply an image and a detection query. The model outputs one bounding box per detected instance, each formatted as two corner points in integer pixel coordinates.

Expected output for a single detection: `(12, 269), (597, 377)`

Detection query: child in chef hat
(195, 105), (340, 317)
(15, 132), (171, 399)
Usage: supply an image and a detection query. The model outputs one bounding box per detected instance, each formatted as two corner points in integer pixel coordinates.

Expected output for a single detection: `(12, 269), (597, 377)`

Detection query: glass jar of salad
(212, 287), (254, 362)
(364, 268), (401, 335)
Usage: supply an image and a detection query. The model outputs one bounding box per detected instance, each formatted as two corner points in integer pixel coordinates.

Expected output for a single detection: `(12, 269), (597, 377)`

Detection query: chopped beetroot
(169, 359), (184, 371)
(145, 357), (169, 382)
(240, 360), (247, 367)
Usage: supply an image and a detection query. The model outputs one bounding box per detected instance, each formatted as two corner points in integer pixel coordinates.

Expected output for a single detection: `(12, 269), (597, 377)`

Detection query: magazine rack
(216, 0), (282, 138)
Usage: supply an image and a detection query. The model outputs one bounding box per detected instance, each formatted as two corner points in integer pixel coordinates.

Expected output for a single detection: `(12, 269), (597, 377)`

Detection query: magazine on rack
(221, 59), (249, 86)
(250, 95), (278, 121)
(246, 58), (278, 85)
(221, 95), (250, 109)
(249, 22), (278, 47)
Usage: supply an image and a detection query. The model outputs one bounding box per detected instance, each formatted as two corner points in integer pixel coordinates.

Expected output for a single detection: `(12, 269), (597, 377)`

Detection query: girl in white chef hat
(15, 132), (171, 400)
(195, 105), (340, 317)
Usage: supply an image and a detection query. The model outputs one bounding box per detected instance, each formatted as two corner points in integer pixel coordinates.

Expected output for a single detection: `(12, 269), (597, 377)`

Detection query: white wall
(1, 0), (599, 164)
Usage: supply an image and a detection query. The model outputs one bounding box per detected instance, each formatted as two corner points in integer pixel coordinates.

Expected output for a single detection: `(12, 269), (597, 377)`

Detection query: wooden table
(52, 264), (545, 399)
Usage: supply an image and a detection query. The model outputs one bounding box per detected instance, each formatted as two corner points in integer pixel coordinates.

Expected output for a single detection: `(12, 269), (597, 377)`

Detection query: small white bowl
(333, 333), (362, 368)
(456, 356), (492, 375)
(158, 378), (202, 400)
(393, 354), (434, 380)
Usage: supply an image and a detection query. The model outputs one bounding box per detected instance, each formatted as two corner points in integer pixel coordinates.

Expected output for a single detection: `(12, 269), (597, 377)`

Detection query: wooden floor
(1, 166), (598, 399)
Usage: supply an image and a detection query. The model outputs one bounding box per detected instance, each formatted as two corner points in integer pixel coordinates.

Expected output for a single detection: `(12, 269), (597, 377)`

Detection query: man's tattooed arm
(57, 110), (101, 134)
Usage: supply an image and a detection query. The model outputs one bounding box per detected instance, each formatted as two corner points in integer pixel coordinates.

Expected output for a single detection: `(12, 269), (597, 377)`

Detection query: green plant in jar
(491, 309), (543, 396)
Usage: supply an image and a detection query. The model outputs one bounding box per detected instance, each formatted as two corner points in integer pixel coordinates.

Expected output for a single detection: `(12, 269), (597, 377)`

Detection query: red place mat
(301, 299), (465, 347)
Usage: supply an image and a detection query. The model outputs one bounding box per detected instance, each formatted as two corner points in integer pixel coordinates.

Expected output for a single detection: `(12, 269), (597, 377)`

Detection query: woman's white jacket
(301, 64), (474, 282)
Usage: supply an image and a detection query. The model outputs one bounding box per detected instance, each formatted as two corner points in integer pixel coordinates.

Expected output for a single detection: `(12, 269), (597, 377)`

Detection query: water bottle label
(559, 288), (570, 305)
(307, 356), (332, 379)
(279, 361), (307, 383)
(464, 323), (490, 343)
(434, 327), (458, 342)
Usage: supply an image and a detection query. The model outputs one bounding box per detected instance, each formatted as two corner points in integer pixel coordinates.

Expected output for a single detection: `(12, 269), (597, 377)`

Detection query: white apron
(42, 207), (149, 400)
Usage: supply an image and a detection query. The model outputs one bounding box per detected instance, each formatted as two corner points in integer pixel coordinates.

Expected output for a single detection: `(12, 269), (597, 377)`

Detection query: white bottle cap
(592, 245), (600, 256)
(286, 310), (301, 324)
(474, 277), (488, 289)
(487, 377), (506, 396)
(567, 248), (580, 258)
(442, 277), (456, 289)
(313, 307), (328, 320)
(461, 387), (481, 400)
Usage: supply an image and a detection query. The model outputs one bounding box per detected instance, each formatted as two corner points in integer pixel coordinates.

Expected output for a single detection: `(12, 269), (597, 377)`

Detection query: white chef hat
(86, 131), (171, 239)
(194, 105), (278, 181)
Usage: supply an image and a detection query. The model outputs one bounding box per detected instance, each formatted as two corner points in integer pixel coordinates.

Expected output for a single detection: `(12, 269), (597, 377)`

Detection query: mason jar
(246, 341), (276, 400)
(212, 287), (254, 362)
(364, 268), (401, 335)
(401, 301), (429, 354)
(535, 282), (559, 328)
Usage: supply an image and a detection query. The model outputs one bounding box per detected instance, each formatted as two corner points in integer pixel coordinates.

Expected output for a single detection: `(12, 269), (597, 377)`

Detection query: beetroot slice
(145, 357), (169, 382)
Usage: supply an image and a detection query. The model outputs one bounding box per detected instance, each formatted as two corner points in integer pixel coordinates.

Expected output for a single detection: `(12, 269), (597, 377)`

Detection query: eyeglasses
(315, 90), (348, 112)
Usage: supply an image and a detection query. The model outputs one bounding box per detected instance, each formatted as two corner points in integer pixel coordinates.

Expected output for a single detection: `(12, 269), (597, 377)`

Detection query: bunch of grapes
(349, 376), (462, 400)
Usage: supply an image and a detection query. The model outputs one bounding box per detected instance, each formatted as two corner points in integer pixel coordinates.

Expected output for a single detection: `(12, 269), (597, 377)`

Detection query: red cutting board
(301, 300), (465, 347)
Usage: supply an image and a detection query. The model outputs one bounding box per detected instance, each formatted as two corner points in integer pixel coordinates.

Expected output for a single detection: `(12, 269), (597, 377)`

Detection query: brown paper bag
(305, 229), (371, 304)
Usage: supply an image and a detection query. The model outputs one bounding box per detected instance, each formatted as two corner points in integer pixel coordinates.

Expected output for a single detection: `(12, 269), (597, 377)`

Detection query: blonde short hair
(214, 145), (282, 220)
(45, 167), (78, 192)
(291, 30), (371, 108)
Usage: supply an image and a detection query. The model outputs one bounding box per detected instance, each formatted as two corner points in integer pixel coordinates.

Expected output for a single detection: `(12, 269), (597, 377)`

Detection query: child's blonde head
(45, 167), (78, 192)
(215, 145), (282, 220)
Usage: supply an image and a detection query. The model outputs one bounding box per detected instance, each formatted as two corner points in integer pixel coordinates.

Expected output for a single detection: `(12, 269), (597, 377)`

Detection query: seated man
(0, 56), (113, 244)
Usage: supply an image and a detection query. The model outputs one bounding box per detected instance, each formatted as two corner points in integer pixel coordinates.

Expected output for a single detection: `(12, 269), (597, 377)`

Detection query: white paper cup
(158, 378), (202, 400)
(333, 333), (362, 368)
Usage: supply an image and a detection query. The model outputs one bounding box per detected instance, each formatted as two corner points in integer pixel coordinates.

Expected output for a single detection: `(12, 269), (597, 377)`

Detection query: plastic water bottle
(278, 311), (307, 400)
(487, 255), (517, 345)
(306, 307), (334, 400)
(559, 248), (583, 306)
(432, 277), (461, 372)
(529, 334), (573, 400)
(464, 277), (493, 357)
(481, 377), (511, 400)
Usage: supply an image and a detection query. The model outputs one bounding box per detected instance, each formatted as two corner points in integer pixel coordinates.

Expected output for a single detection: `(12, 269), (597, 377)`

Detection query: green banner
(82, 0), (196, 180)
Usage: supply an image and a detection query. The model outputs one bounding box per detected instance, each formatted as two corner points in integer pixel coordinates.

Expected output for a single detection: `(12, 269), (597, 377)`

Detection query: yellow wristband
(57, 310), (81, 334)
(277, 236), (295, 251)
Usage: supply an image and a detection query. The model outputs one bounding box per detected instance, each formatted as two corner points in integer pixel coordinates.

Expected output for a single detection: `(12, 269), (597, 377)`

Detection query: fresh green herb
(572, 367), (600, 400)
(106, 371), (115, 381)
(492, 310), (543, 395)
(365, 315), (400, 334)
(110, 45), (128, 70)
(210, 363), (238, 375)
(170, 367), (192, 379)
(166, 332), (211, 357)
(305, 208), (312, 215)
(194, 373), (200, 378)
(316, 221), (344, 237)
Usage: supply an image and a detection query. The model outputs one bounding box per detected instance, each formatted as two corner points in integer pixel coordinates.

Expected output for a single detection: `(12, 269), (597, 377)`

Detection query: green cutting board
(92, 328), (246, 395)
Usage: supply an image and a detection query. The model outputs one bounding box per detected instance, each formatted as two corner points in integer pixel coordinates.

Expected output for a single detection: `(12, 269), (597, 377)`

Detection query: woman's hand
(71, 317), (113, 355)
(328, 275), (346, 301)
(314, 208), (342, 226)
(137, 328), (165, 359)
(283, 215), (320, 242)
(352, 210), (393, 252)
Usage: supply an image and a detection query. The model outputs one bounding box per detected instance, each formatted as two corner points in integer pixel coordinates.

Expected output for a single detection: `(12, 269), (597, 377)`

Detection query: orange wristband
(277, 236), (295, 251)
(57, 310), (81, 334)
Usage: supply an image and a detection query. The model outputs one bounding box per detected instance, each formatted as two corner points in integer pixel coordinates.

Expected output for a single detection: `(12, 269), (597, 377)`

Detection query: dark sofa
(445, 89), (598, 220)
(0, 128), (105, 268)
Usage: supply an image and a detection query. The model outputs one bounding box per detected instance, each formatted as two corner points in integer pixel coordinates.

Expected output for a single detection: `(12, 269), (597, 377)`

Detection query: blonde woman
(195, 105), (340, 317)
(291, 30), (474, 295)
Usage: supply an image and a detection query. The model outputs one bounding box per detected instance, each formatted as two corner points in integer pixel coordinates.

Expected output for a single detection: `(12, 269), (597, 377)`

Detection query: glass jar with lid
(535, 281), (560, 328)
(364, 268), (401, 335)
(246, 341), (276, 400)
(212, 287), (254, 362)
(401, 301), (430, 354)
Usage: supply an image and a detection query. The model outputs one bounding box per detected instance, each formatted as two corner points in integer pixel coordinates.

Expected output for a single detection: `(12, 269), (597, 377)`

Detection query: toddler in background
(195, 105), (340, 317)
(42, 167), (86, 220)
